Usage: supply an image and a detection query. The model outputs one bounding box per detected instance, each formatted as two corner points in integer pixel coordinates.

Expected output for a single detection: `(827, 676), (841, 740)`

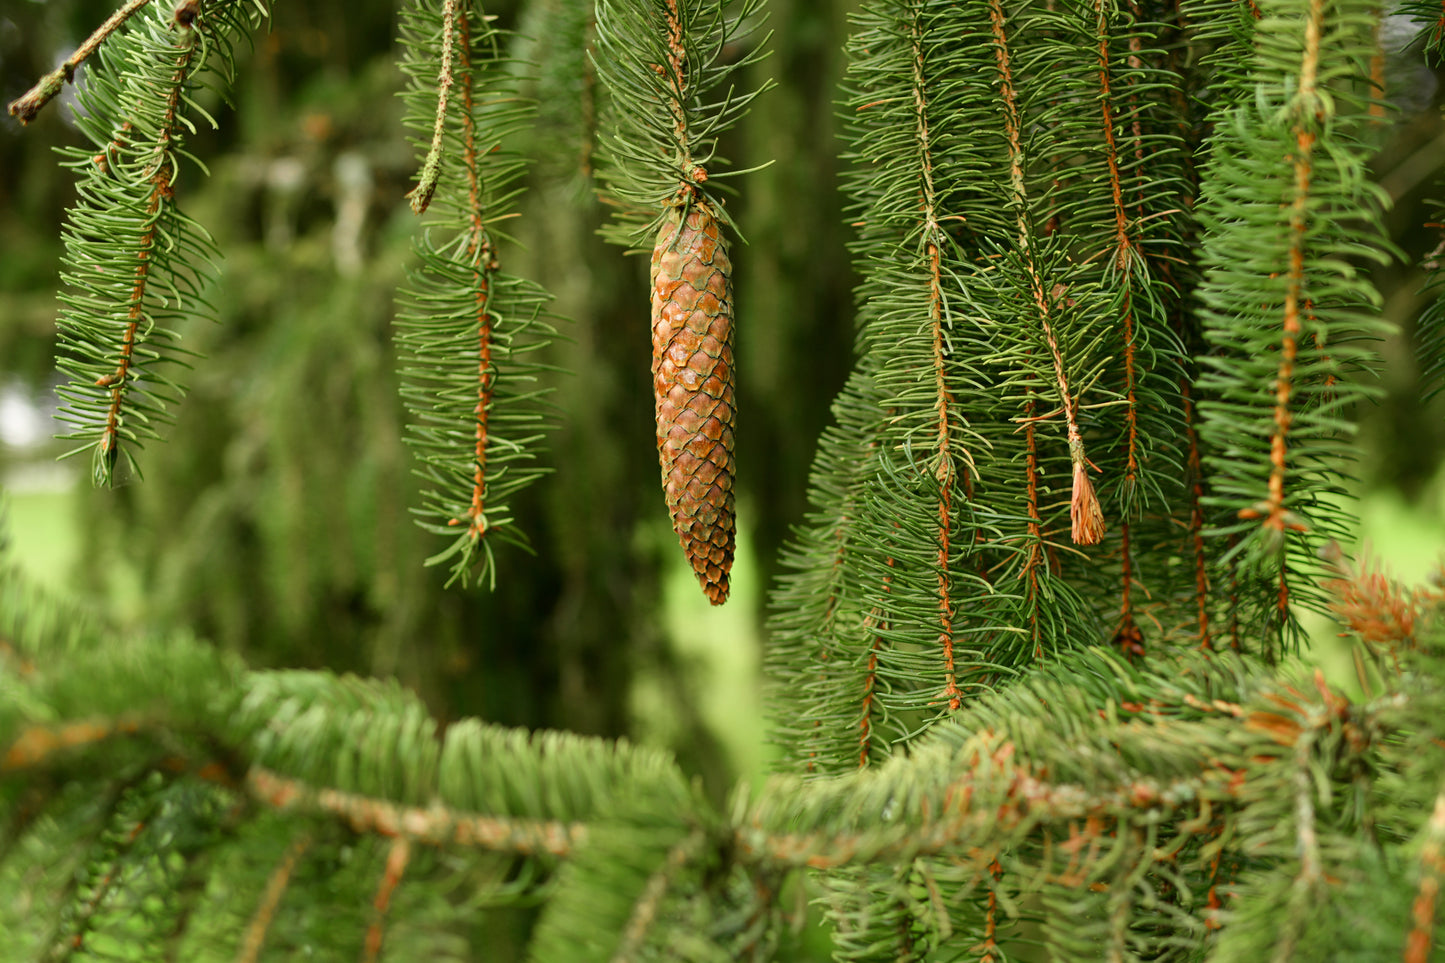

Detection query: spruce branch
(766, 366), (893, 774)
(986, 0), (1104, 549)
(1193, 0), (1393, 652)
(45, 794), (154, 963)
(592, 0), (772, 239)
(55, 14), (202, 487)
(1093, 0), (1149, 645)
(3, 545), (1444, 959)
(611, 828), (706, 962)
(395, 0), (559, 588)
(46, 0), (264, 488)
(904, 3), (965, 712)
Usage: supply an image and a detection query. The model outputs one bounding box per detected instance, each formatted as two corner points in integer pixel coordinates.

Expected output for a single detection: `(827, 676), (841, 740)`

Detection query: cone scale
(650, 204), (736, 605)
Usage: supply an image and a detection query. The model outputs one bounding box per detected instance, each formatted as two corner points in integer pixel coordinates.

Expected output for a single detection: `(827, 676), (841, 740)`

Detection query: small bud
(173, 0), (199, 28)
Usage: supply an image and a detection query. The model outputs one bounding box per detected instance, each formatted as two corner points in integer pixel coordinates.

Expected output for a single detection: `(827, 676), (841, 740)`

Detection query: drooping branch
(395, 0), (558, 587)
(49, 5), (224, 488)
(904, 5), (963, 711)
(986, 0), (1104, 548)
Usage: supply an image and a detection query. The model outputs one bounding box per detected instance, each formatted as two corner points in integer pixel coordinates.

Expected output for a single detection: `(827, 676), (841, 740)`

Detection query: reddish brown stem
(988, 0), (1103, 548)
(3, 719), (142, 771)
(236, 834), (313, 963)
(904, 9), (962, 709)
(1094, 0), (1141, 514)
(1246, 0), (1322, 540)
(1405, 791), (1445, 963)
(457, 8), (496, 543)
(97, 31), (199, 480)
(363, 837), (412, 963)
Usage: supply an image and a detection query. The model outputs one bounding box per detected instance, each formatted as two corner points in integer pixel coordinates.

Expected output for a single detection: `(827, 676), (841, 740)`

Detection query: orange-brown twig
(1406, 790), (1445, 963)
(904, 7), (964, 709)
(363, 837), (412, 963)
(3, 718), (143, 772)
(235, 834), (313, 963)
(95, 27), (200, 484)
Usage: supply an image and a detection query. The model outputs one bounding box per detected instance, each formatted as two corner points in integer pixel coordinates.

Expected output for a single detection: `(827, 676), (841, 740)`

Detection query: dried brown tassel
(1070, 453), (1106, 546)
(650, 203), (736, 604)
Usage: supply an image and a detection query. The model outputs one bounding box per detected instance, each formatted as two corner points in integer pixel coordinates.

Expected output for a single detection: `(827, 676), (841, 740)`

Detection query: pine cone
(650, 204), (735, 605)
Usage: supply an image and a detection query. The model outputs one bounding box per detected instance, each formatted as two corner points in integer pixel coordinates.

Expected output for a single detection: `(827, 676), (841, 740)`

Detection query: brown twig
(903, 9), (965, 712)
(3, 718), (144, 771)
(858, 553), (894, 768)
(406, 0), (461, 214)
(454, 6), (496, 544)
(234, 834), (313, 963)
(363, 837), (412, 963)
(7, 0), (158, 124)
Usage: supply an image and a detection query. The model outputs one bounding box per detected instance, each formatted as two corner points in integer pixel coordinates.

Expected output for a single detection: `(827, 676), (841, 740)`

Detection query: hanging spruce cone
(650, 203), (736, 605)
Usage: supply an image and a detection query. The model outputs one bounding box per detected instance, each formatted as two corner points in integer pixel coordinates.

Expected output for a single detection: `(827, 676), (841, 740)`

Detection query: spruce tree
(3, 0), (1445, 960)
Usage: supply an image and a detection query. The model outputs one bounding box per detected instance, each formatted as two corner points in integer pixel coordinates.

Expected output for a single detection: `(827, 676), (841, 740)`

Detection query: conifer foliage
(3, 536), (1445, 959)
(7, 0), (1445, 959)
(592, 0), (771, 605)
(36, 0), (269, 487)
(394, 0), (561, 587)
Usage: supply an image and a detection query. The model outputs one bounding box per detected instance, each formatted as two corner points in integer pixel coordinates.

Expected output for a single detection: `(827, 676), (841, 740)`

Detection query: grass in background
(4, 485), (79, 592)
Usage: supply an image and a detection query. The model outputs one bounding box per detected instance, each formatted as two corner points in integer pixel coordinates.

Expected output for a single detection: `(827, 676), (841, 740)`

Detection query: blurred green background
(2, 0), (1444, 813)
